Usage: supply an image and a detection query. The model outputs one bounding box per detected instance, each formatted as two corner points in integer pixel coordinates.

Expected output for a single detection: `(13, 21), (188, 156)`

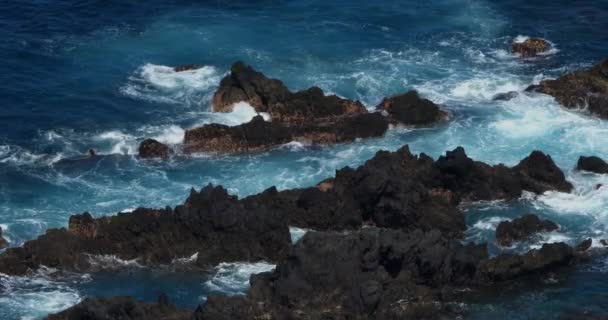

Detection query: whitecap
(472, 217), (510, 230)
(85, 254), (143, 271)
(289, 227), (309, 243)
(207, 102), (271, 126)
(202, 261), (275, 297)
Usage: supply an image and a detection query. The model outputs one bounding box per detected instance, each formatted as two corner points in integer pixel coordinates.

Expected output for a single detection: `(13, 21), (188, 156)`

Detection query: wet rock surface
(138, 138), (170, 159)
(199, 228), (577, 320)
(527, 58), (608, 119)
(0, 185), (291, 275)
(0, 226), (8, 249)
(512, 37), (551, 57)
(495, 214), (559, 246)
(375, 90), (448, 125)
(577, 155), (608, 174)
(45, 295), (191, 320)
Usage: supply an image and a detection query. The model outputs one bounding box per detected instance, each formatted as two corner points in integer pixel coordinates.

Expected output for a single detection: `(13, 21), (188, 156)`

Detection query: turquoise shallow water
(1, 0), (608, 318)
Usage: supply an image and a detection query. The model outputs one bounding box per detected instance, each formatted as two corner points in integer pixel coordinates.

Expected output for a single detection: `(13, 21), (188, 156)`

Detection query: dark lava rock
(577, 156), (608, 174)
(375, 90), (448, 125)
(513, 150), (573, 193)
(492, 91), (519, 101)
(174, 64), (201, 72)
(183, 113), (389, 154)
(577, 238), (593, 252)
(45, 294), (191, 320)
(495, 214), (559, 246)
(0, 185), (291, 275)
(512, 37), (551, 57)
(138, 139), (170, 159)
(212, 61), (367, 123)
(199, 227), (577, 320)
(0, 226), (8, 249)
(527, 58), (608, 119)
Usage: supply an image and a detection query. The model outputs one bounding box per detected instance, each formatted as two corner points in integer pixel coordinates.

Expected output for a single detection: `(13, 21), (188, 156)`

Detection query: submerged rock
(375, 90), (448, 125)
(45, 294), (191, 320)
(495, 214), (559, 246)
(527, 58), (608, 119)
(174, 64), (201, 72)
(0, 185), (291, 275)
(512, 37), (551, 57)
(577, 155), (608, 174)
(138, 139), (170, 159)
(492, 91), (519, 101)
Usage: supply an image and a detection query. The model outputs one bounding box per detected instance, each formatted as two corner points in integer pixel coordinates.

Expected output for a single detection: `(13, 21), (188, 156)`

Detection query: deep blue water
(1, 0), (608, 318)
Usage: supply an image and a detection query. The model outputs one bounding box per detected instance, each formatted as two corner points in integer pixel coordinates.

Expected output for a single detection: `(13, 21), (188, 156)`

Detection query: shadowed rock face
(512, 37), (551, 57)
(376, 90), (448, 125)
(495, 214), (559, 246)
(138, 139), (170, 159)
(0, 226), (8, 249)
(45, 295), (191, 320)
(198, 228), (577, 320)
(0, 185), (291, 275)
(527, 58), (608, 119)
(577, 155), (608, 174)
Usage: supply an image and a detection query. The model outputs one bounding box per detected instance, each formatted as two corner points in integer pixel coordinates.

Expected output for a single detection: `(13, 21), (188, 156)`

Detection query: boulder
(527, 58), (608, 119)
(495, 214), (559, 246)
(513, 150), (573, 193)
(375, 90), (448, 125)
(512, 37), (551, 57)
(138, 139), (170, 159)
(577, 156), (608, 174)
(45, 294), (191, 320)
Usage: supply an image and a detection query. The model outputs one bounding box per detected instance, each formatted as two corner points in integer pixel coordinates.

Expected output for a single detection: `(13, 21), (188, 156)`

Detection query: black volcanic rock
(511, 37), (551, 57)
(138, 139), (170, 159)
(375, 90), (448, 125)
(45, 295), (191, 320)
(0, 226), (8, 249)
(495, 214), (559, 246)
(0, 185), (291, 275)
(527, 58), (608, 119)
(577, 156), (608, 174)
(199, 227), (577, 320)
(513, 150), (573, 193)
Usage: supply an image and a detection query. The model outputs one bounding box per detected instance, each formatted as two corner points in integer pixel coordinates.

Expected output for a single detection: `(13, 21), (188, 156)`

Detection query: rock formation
(495, 214), (559, 246)
(527, 58), (608, 119)
(512, 37), (551, 57)
(375, 90), (448, 125)
(138, 139), (171, 159)
(577, 155), (608, 174)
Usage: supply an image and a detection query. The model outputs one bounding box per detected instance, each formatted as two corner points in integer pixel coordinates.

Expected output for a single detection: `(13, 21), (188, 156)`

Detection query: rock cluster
(495, 214), (559, 246)
(527, 58), (608, 119)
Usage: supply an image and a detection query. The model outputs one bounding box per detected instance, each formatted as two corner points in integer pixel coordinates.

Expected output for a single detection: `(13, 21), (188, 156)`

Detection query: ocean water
(1, 0), (608, 318)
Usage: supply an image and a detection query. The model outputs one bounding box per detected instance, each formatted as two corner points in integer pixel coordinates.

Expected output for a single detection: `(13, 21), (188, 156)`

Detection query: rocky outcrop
(495, 214), (559, 246)
(45, 294), (191, 320)
(375, 90), (448, 125)
(0, 226), (8, 249)
(138, 139), (170, 159)
(512, 37), (551, 57)
(183, 113), (388, 154)
(0, 185), (291, 275)
(577, 155), (608, 174)
(512, 150), (573, 193)
(527, 58), (608, 119)
(199, 227), (577, 320)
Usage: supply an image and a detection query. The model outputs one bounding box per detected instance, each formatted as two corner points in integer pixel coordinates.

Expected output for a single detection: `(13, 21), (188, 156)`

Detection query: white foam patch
(513, 35), (530, 43)
(472, 217), (510, 230)
(172, 252), (199, 265)
(207, 102), (271, 126)
(202, 261), (275, 296)
(93, 130), (138, 155)
(121, 64), (221, 106)
(529, 232), (573, 250)
(85, 254), (143, 271)
(289, 227), (309, 243)
(151, 125), (185, 145)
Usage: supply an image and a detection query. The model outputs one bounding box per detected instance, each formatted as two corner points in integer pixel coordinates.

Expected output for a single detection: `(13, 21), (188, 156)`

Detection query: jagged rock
(212, 62), (367, 123)
(0, 185), (291, 275)
(183, 113), (389, 154)
(492, 91), (519, 101)
(375, 90), (448, 125)
(138, 139), (170, 159)
(495, 214), (559, 246)
(0, 226), (8, 249)
(577, 238), (593, 252)
(577, 156), (608, 174)
(513, 150), (573, 193)
(45, 294), (191, 320)
(200, 227), (577, 320)
(512, 37), (551, 57)
(527, 58), (608, 119)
